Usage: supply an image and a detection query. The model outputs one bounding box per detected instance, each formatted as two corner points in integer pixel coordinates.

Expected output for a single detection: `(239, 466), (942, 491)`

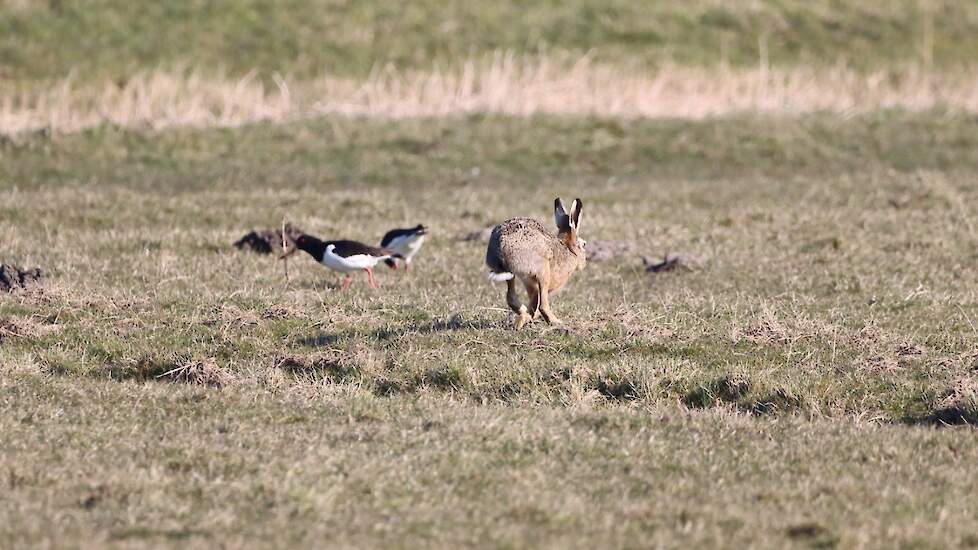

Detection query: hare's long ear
(554, 197), (570, 230)
(569, 198), (583, 230)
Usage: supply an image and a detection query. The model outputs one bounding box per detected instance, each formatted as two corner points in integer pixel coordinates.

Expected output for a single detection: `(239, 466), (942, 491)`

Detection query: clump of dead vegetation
(0, 317), (31, 342)
(0, 315), (60, 344)
(732, 304), (842, 347)
(156, 359), (230, 388)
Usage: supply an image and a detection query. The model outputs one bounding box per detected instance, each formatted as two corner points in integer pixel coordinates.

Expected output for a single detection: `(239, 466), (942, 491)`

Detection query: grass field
(4, 0), (978, 85)
(3, 1), (978, 548)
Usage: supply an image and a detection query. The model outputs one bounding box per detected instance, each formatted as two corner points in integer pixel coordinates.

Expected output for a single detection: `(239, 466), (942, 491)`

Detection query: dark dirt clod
(586, 240), (638, 262)
(0, 264), (44, 292)
(234, 223), (304, 254)
(786, 523), (837, 546)
(642, 253), (704, 273)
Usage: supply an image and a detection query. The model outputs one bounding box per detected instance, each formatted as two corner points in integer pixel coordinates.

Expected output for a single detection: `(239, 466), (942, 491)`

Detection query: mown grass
(2, 0), (977, 85)
(2, 375), (977, 548)
(7, 111), (978, 188)
(3, 112), (978, 422)
(4, 107), (978, 549)
(5, 2), (978, 546)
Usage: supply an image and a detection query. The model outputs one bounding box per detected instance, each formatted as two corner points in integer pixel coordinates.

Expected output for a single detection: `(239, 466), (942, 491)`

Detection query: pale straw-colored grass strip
(3, 53), (978, 135)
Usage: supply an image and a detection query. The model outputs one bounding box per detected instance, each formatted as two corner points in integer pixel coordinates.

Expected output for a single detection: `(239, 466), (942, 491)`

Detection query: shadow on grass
(594, 378), (640, 401)
(296, 332), (342, 347)
(785, 523), (838, 548)
(292, 317), (500, 351)
(275, 352), (356, 383)
(40, 353), (230, 388)
(110, 526), (209, 542)
(680, 375), (804, 416)
(371, 315), (501, 341)
(902, 406), (978, 427)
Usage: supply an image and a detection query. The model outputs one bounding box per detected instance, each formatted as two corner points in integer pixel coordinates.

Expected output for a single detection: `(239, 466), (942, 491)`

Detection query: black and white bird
(379, 224), (427, 270)
(282, 233), (402, 290)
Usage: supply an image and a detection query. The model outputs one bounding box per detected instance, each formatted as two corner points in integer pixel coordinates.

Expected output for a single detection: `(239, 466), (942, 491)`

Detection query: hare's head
(554, 197), (586, 269)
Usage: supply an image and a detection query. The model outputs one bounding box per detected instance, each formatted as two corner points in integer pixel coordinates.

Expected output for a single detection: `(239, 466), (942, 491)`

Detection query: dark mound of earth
(234, 223), (304, 254)
(0, 264), (43, 292)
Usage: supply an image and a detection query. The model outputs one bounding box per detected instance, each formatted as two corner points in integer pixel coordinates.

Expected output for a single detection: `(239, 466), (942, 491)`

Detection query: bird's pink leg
(340, 275), (352, 290)
(365, 268), (377, 289)
(404, 261), (410, 272)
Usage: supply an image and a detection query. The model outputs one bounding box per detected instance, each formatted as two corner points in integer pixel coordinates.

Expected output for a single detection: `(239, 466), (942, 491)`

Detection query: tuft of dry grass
(156, 359), (230, 388)
(4, 54), (978, 135)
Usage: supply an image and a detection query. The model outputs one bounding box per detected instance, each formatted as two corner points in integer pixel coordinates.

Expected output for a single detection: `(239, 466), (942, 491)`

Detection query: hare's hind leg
(523, 279), (541, 321)
(506, 278), (532, 329)
(536, 279), (560, 325)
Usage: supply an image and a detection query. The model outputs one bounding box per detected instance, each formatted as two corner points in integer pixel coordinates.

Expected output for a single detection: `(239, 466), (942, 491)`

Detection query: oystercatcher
(282, 233), (402, 290)
(380, 224), (427, 270)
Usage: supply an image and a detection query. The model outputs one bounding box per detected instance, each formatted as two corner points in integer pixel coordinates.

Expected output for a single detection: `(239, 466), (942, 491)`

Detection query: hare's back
(494, 217), (551, 243)
(490, 217), (554, 260)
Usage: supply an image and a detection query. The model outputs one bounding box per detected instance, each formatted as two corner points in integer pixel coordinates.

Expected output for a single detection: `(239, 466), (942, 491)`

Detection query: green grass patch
(3, 0), (977, 85)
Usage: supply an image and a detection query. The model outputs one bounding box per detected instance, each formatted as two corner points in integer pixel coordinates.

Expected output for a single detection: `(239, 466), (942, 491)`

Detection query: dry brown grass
(4, 106), (978, 548)
(4, 54), (978, 135)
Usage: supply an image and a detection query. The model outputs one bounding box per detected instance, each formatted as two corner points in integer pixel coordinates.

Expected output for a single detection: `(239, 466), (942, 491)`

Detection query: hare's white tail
(488, 271), (514, 282)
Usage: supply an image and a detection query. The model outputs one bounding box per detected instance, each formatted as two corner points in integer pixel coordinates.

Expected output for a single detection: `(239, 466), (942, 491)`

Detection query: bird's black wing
(328, 240), (396, 258)
(380, 228), (417, 247)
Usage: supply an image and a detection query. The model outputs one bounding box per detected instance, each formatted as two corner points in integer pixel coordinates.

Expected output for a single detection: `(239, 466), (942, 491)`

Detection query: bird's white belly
(322, 249), (380, 272)
(390, 235), (425, 260)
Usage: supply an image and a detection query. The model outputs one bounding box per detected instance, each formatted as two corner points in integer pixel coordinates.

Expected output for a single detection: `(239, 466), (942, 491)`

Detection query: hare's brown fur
(486, 198), (586, 329)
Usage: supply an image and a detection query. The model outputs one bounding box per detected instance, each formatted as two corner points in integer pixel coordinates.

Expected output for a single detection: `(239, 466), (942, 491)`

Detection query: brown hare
(486, 197), (586, 329)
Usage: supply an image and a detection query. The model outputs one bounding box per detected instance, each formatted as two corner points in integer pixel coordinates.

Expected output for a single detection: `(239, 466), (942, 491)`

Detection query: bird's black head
(414, 224), (428, 235)
(288, 233), (327, 261)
